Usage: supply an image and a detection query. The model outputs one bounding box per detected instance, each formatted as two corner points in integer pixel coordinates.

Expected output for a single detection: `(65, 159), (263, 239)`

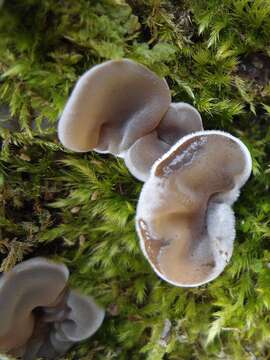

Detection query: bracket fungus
(58, 59), (203, 181)
(136, 130), (252, 287)
(0, 257), (105, 359)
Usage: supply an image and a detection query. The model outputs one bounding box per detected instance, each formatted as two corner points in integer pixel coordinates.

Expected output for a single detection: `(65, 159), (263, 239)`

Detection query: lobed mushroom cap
(52, 291), (105, 344)
(0, 258), (69, 352)
(0, 258), (105, 359)
(157, 102), (203, 144)
(58, 59), (171, 154)
(124, 102), (203, 181)
(124, 132), (170, 182)
(136, 130), (252, 287)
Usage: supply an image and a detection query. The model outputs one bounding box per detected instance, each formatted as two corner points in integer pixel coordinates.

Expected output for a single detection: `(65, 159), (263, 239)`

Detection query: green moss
(0, 0), (270, 359)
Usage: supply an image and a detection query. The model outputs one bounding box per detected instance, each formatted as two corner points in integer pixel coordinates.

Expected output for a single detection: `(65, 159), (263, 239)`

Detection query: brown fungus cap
(0, 258), (69, 353)
(124, 102), (203, 181)
(58, 59), (171, 154)
(136, 130), (252, 287)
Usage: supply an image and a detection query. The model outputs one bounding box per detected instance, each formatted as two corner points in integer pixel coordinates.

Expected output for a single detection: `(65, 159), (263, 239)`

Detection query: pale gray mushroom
(136, 130), (252, 287)
(124, 102), (203, 181)
(0, 257), (69, 355)
(0, 258), (105, 359)
(158, 102), (203, 144)
(58, 59), (204, 182)
(50, 291), (105, 354)
(58, 59), (171, 154)
(26, 291), (105, 360)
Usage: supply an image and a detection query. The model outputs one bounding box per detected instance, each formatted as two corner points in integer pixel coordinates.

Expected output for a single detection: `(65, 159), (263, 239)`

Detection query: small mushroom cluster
(0, 258), (104, 359)
(58, 59), (252, 287)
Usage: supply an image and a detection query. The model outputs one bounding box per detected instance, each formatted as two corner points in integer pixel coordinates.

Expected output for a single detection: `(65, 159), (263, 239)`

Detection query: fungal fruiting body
(124, 102), (203, 181)
(49, 291), (105, 357)
(58, 59), (203, 181)
(58, 59), (252, 287)
(0, 258), (104, 360)
(58, 59), (171, 154)
(0, 257), (69, 356)
(136, 131), (252, 287)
